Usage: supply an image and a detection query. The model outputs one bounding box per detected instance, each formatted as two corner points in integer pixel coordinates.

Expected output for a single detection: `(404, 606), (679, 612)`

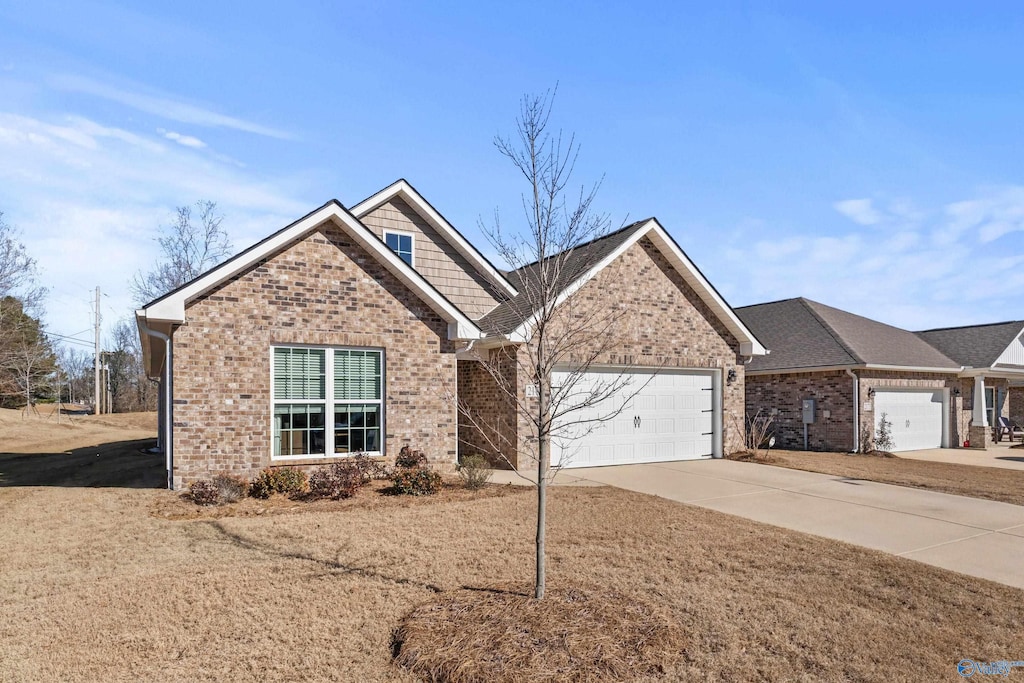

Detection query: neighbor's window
(384, 230), (414, 266)
(272, 346), (383, 458)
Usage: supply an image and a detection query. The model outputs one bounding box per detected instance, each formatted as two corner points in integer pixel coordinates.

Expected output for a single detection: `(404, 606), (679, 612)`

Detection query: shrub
(189, 479), (220, 506)
(211, 473), (247, 504)
(350, 452), (389, 481)
(249, 467), (308, 499)
(875, 412), (895, 453)
(458, 454), (492, 490)
(391, 466), (443, 496)
(395, 445), (427, 469)
(309, 460), (365, 500)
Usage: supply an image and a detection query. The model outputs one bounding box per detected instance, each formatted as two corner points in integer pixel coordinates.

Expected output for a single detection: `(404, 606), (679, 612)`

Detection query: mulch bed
(393, 585), (685, 682)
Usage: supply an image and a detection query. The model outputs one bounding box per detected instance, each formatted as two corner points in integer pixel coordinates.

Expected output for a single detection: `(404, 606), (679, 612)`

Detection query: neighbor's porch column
(974, 376), (988, 426)
(969, 375), (990, 449)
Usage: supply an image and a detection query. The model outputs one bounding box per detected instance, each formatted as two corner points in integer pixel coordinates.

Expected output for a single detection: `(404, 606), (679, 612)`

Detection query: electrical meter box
(802, 398), (816, 424)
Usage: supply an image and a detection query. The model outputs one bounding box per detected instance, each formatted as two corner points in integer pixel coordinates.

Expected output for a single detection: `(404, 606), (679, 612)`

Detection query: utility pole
(94, 286), (101, 416)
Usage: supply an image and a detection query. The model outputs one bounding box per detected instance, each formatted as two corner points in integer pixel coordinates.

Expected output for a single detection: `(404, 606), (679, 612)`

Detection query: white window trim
(270, 345), (385, 460)
(382, 229), (415, 267)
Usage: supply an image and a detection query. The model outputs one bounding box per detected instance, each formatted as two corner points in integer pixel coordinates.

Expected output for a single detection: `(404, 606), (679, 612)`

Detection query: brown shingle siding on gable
(171, 223), (458, 488)
(361, 197), (504, 319)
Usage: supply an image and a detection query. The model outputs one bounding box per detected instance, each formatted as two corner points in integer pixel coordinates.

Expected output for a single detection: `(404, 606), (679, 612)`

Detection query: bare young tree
(105, 318), (156, 412)
(131, 200), (232, 304)
(460, 89), (646, 600)
(56, 346), (93, 405)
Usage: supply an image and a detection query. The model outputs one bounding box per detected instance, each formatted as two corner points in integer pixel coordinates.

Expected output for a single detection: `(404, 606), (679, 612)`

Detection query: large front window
(272, 346), (383, 458)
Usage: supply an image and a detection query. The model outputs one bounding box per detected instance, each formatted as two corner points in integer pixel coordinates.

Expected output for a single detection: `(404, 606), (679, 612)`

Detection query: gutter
(846, 369), (859, 453)
(138, 317), (174, 490)
(747, 363), (963, 377)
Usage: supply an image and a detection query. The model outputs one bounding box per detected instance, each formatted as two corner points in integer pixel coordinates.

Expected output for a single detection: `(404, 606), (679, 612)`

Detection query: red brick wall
(1011, 387), (1024, 424)
(744, 371), (855, 452)
(171, 221), (458, 488)
(457, 347), (518, 467)
(746, 371), (962, 452)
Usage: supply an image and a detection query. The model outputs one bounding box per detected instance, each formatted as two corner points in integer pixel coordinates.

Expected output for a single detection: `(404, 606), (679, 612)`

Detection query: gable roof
(916, 321), (1024, 369)
(350, 179), (518, 299)
(479, 219), (767, 356)
(736, 298), (960, 374)
(136, 199), (483, 342)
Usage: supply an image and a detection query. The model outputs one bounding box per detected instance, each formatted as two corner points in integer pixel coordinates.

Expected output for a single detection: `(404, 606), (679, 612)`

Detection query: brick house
(137, 180), (765, 489)
(917, 321), (1024, 448)
(737, 298), (1024, 453)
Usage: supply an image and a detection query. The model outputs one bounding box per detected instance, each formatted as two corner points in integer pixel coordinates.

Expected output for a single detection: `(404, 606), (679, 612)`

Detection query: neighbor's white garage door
(551, 368), (715, 468)
(873, 389), (945, 452)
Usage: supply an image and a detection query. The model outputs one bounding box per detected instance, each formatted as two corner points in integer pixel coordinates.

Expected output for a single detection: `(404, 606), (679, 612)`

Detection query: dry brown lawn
(758, 449), (1024, 508)
(2, 415), (1023, 681)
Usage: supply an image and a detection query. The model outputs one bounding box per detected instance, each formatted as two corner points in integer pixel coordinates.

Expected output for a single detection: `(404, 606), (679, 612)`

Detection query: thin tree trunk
(535, 370), (549, 600)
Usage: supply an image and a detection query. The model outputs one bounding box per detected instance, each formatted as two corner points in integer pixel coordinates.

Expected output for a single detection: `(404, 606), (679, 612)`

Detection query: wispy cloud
(50, 73), (292, 140)
(0, 111), (310, 339)
(158, 128), (206, 149)
(834, 198), (882, 226)
(723, 188), (1024, 330)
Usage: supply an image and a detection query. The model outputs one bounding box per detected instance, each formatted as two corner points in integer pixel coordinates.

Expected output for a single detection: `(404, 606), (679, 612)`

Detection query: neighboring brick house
(736, 298), (962, 453)
(916, 320), (1024, 448)
(137, 180), (766, 488)
(737, 298), (1024, 453)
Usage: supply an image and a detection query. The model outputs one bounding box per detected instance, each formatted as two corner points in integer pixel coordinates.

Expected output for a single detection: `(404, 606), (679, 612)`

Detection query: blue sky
(1, 1), (1022, 347)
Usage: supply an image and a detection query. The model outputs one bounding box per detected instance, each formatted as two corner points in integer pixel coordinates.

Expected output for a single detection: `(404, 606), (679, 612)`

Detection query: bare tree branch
(131, 200), (232, 305)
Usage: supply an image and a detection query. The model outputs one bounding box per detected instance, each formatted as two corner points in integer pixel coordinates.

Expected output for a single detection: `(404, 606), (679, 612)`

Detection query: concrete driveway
(566, 459), (1024, 590)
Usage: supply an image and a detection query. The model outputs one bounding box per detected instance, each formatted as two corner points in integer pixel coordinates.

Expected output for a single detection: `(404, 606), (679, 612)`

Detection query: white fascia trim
(962, 366), (1024, 379)
(507, 219), (768, 356)
(747, 363), (963, 377)
(351, 180), (518, 298)
(138, 202), (483, 341)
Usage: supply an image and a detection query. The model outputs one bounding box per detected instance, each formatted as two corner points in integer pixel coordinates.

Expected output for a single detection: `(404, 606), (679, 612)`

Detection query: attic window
(384, 230), (414, 266)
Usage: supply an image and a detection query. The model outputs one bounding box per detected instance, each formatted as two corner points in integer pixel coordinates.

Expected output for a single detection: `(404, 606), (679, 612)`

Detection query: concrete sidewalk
(510, 459), (1024, 590)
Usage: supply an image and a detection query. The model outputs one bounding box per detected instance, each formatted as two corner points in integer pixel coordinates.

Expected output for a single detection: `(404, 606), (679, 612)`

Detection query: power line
(47, 330), (92, 343)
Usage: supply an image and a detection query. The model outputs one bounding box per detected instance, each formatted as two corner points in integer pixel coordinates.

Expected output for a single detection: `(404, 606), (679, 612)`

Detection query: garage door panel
(873, 390), (944, 452)
(553, 368), (715, 468)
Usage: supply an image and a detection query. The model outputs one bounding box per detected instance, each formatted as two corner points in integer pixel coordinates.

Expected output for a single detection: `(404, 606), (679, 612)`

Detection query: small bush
(309, 461), (365, 500)
(249, 467), (308, 499)
(350, 452), (389, 481)
(875, 412), (895, 453)
(189, 480), (220, 506)
(211, 473), (247, 503)
(391, 466), (443, 496)
(458, 454), (492, 490)
(395, 445), (427, 469)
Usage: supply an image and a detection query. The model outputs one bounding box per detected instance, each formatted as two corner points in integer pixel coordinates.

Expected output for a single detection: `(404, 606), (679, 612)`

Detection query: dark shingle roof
(477, 220), (650, 334)
(735, 298), (960, 373)
(916, 321), (1024, 368)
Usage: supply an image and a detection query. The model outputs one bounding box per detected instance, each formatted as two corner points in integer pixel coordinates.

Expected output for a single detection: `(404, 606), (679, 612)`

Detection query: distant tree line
(0, 202), (231, 414)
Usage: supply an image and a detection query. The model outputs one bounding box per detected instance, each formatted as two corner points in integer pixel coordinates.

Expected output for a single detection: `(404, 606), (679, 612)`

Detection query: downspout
(139, 319), (174, 490)
(846, 369), (859, 453)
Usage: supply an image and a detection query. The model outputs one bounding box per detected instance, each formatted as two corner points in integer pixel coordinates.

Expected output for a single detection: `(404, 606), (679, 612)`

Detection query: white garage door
(551, 368), (716, 468)
(873, 390), (945, 452)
